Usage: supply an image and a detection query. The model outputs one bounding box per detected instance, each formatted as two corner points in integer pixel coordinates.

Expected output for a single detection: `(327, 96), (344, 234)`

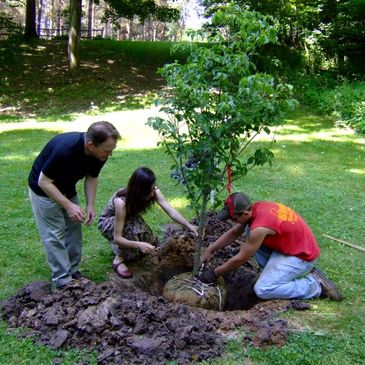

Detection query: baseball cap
(217, 192), (252, 220)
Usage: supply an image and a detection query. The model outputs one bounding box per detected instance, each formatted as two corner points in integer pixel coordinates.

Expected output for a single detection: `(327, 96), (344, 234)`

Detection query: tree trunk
(87, 0), (93, 38)
(141, 23), (145, 41)
(56, 4), (61, 36)
(24, 0), (39, 39)
(37, 0), (44, 36)
(128, 19), (133, 40)
(68, 0), (82, 72)
(193, 190), (209, 276)
(49, 0), (54, 36)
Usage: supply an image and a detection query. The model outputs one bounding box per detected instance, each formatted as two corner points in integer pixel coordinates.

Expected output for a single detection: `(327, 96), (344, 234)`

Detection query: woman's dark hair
(116, 167), (156, 216)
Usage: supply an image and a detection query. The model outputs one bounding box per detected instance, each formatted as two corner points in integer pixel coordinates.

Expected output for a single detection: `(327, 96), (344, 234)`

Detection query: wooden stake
(322, 234), (365, 253)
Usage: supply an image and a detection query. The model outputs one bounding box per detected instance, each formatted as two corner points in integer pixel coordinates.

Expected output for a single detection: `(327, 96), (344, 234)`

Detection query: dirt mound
(1, 212), (311, 363)
(2, 279), (223, 364)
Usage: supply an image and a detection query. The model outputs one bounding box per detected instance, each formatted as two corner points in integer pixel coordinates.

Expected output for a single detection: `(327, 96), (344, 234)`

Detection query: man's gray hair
(86, 121), (121, 146)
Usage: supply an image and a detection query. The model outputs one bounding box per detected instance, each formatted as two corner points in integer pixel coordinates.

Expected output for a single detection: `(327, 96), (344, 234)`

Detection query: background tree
(200, 0), (365, 75)
(148, 3), (297, 274)
(103, 0), (179, 36)
(67, 0), (179, 71)
(68, 0), (81, 71)
(317, 0), (365, 75)
(87, 0), (94, 38)
(24, 0), (38, 39)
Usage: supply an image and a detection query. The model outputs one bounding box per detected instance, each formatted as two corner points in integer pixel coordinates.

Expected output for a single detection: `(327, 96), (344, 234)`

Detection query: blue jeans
(254, 245), (321, 300)
(29, 189), (82, 287)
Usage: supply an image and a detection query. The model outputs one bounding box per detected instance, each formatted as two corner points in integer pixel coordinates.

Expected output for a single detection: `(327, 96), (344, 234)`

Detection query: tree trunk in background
(68, 0), (82, 72)
(56, 3), (61, 35)
(103, 21), (110, 38)
(24, 0), (39, 39)
(147, 19), (151, 40)
(87, 0), (93, 38)
(128, 19), (132, 40)
(49, 0), (54, 35)
(141, 23), (145, 40)
(37, 0), (44, 36)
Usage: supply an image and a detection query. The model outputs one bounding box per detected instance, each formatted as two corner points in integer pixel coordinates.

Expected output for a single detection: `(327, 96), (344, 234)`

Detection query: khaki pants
(29, 188), (82, 288)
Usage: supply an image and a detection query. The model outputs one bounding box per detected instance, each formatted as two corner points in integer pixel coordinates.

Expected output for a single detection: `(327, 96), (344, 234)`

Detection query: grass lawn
(1, 108), (364, 365)
(1, 39), (365, 364)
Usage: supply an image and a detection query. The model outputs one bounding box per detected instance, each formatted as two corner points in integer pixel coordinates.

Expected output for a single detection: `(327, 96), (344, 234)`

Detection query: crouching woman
(98, 167), (198, 278)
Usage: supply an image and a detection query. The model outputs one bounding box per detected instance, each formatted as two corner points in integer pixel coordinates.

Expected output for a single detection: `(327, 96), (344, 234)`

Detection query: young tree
(147, 3), (297, 274)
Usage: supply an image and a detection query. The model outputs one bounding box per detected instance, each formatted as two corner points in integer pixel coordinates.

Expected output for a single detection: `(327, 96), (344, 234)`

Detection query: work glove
(198, 268), (217, 284)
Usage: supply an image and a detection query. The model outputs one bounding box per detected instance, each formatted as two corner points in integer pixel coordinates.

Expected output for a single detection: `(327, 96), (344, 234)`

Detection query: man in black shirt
(28, 121), (120, 289)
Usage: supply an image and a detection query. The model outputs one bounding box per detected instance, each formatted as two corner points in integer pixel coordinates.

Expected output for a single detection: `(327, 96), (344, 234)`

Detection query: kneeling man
(199, 193), (342, 301)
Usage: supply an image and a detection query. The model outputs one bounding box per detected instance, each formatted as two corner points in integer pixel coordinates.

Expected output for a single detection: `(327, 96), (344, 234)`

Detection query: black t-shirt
(28, 132), (106, 198)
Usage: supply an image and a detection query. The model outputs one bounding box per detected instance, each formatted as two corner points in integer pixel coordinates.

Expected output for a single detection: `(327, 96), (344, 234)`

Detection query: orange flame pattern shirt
(250, 202), (320, 262)
(269, 204), (298, 224)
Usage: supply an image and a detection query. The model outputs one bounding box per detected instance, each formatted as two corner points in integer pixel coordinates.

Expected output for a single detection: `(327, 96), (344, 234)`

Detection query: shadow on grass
(1, 39), (170, 123)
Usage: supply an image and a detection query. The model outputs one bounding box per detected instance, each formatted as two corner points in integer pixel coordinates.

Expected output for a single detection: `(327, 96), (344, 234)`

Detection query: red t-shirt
(249, 202), (320, 262)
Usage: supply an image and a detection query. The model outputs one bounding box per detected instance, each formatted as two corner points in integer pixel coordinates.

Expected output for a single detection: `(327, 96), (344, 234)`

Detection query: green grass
(1, 110), (364, 364)
(1, 40), (365, 364)
(0, 39), (190, 122)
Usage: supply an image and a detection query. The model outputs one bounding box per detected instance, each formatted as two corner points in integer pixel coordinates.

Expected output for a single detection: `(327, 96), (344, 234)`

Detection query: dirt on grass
(1, 212), (311, 364)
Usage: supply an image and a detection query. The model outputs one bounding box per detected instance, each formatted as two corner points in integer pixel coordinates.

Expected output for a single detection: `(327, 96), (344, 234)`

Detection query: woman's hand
(188, 224), (199, 237)
(138, 242), (155, 254)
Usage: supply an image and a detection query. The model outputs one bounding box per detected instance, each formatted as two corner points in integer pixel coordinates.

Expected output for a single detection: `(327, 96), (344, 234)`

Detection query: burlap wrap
(162, 272), (226, 311)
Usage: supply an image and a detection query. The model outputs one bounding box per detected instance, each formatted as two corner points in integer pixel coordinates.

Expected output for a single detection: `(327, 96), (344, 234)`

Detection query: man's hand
(66, 202), (85, 222)
(198, 268), (217, 284)
(85, 206), (96, 226)
(201, 247), (213, 264)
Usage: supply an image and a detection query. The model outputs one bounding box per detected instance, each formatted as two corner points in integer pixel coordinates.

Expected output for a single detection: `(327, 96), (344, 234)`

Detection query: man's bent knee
(254, 282), (274, 300)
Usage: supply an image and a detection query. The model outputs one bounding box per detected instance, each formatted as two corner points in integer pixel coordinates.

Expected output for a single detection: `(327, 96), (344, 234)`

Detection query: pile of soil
(2, 279), (223, 364)
(1, 212), (311, 364)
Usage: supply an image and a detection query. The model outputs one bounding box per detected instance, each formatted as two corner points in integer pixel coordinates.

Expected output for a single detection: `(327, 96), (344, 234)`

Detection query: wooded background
(1, 0), (193, 41)
(1, 0), (364, 75)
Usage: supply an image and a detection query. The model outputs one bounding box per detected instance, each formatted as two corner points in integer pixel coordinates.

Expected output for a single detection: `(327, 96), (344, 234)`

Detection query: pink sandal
(112, 262), (133, 279)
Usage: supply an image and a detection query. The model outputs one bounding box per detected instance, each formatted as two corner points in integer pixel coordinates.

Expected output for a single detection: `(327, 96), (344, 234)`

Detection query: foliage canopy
(202, 0), (365, 75)
(104, 0), (179, 23)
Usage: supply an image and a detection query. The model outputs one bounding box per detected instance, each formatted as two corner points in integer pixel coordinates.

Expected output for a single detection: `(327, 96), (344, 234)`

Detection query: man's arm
(214, 227), (274, 277)
(84, 175), (98, 226)
(202, 224), (245, 263)
(38, 171), (85, 222)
